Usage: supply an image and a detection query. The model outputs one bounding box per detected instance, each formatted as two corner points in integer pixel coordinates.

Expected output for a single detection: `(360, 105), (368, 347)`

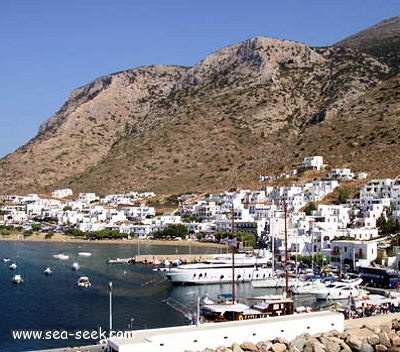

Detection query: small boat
(199, 294), (250, 322)
(9, 263), (17, 270)
(3, 258), (10, 263)
(77, 276), (91, 288)
(72, 262), (80, 270)
(107, 257), (136, 264)
(53, 254), (69, 260)
(44, 267), (53, 275)
(78, 252), (92, 257)
(12, 274), (23, 284)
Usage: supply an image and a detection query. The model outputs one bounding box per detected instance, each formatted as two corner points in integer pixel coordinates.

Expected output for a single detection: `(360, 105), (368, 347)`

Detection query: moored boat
(53, 253), (69, 260)
(107, 257), (136, 264)
(295, 277), (367, 300)
(72, 262), (80, 270)
(77, 276), (91, 288)
(164, 251), (273, 285)
(12, 274), (23, 284)
(200, 292), (297, 322)
(78, 252), (92, 257)
(9, 263), (17, 270)
(44, 267), (53, 275)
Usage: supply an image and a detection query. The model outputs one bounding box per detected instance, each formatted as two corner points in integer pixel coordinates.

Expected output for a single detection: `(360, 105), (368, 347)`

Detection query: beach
(0, 232), (226, 249)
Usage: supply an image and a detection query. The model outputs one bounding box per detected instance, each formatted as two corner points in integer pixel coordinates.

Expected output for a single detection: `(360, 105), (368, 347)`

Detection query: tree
(31, 223), (41, 232)
(303, 202), (317, 216)
(153, 224), (188, 239)
(338, 188), (350, 204)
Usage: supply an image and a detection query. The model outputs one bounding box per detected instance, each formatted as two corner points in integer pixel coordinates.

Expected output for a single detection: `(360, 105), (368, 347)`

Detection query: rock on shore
(188, 315), (400, 352)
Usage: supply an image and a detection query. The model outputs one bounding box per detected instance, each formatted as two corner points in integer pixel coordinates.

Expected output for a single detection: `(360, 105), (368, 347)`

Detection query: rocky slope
(0, 17), (400, 197)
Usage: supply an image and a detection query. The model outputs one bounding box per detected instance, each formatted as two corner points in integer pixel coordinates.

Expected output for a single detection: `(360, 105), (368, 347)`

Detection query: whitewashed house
(330, 240), (378, 270)
(52, 188), (73, 198)
(345, 227), (379, 241)
(301, 156), (324, 171)
(77, 193), (98, 203)
(192, 201), (219, 218)
(122, 206), (156, 220)
(327, 168), (354, 180)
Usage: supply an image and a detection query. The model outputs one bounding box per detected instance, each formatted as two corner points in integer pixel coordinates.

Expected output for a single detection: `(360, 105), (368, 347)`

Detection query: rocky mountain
(1, 17), (400, 197)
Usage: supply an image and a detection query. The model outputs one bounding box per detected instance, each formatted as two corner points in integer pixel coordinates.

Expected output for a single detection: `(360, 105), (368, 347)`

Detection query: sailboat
(199, 198), (283, 322)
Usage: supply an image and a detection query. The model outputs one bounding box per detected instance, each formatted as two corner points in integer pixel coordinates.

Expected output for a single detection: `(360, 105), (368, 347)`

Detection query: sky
(0, 0), (399, 158)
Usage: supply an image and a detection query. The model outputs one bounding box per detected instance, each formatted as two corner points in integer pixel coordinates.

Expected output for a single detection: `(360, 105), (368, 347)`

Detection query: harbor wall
(108, 310), (344, 352)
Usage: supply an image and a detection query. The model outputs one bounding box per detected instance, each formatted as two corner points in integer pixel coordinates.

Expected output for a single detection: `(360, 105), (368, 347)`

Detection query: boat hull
(165, 266), (273, 285)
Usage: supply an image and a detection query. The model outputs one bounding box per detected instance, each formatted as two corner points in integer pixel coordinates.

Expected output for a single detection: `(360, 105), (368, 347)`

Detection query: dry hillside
(0, 17), (400, 197)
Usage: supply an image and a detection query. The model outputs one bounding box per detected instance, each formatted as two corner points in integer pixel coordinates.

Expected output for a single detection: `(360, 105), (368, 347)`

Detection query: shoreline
(0, 233), (226, 249)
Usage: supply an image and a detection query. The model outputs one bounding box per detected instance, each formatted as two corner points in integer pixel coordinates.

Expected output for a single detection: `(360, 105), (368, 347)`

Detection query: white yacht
(164, 251), (273, 285)
(9, 263), (17, 270)
(72, 262), (80, 270)
(295, 278), (367, 300)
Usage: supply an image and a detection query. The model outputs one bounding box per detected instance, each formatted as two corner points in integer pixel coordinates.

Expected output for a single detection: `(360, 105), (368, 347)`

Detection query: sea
(0, 240), (317, 352)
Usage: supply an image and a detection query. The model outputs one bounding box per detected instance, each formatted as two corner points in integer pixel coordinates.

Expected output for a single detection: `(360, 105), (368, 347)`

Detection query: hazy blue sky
(1, 0), (399, 158)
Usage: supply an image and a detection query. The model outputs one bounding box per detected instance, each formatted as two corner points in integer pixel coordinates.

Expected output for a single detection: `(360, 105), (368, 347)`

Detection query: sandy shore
(0, 232), (226, 249)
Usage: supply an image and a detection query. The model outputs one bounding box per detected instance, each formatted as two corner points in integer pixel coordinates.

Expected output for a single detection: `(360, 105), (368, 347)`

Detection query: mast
(231, 199), (236, 303)
(284, 202), (289, 297)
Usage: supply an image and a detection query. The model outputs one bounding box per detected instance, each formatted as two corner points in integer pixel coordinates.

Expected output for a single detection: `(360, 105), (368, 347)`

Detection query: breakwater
(183, 313), (400, 352)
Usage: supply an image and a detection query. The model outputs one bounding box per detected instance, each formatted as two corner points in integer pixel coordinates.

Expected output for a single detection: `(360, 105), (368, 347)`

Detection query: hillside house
(327, 168), (354, 180)
(301, 156), (324, 171)
(77, 192), (98, 203)
(52, 188), (73, 198)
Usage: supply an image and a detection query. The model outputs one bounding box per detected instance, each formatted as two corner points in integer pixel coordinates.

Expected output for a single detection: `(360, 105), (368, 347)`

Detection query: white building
(330, 240), (378, 270)
(326, 168), (354, 180)
(52, 188), (73, 198)
(301, 156), (324, 171)
(77, 193), (98, 203)
(122, 206), (156, 220)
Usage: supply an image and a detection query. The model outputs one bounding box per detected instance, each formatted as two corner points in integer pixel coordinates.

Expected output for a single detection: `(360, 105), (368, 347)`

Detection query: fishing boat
(44, 267), (53, 275)
(9, 262), (17, 270)
(72, 262), (80, 270)
(3, 258), (10, 263)
(12, 274), (23, 284)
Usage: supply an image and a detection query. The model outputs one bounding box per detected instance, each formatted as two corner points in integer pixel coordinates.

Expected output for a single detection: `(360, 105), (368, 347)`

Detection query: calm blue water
(0, 241), (285, 352)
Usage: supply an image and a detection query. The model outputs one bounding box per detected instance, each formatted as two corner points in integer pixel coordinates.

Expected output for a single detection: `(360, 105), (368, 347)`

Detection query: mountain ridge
(1, 17), (400, 196)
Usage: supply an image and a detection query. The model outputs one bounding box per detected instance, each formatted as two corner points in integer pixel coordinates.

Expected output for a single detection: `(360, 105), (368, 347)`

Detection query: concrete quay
(135, 253), (215, 265)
